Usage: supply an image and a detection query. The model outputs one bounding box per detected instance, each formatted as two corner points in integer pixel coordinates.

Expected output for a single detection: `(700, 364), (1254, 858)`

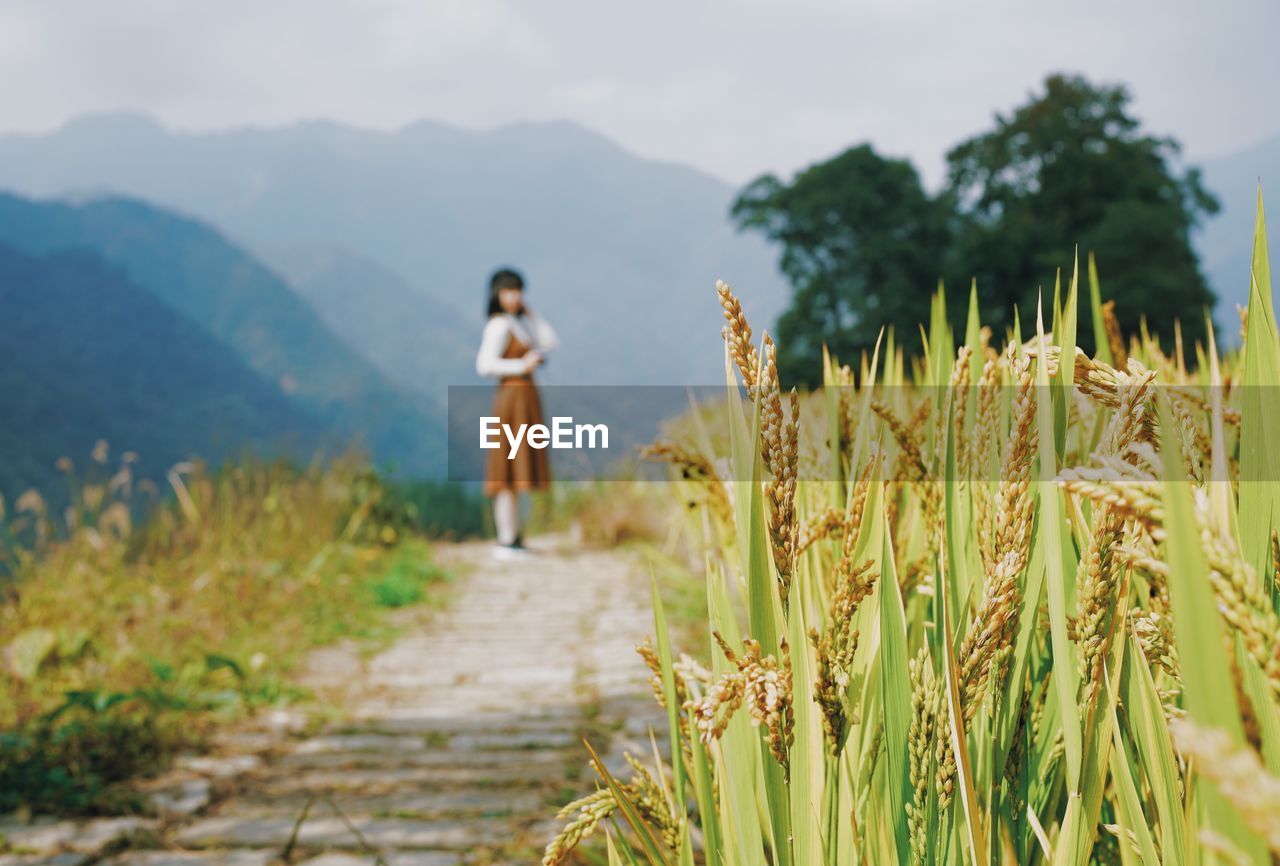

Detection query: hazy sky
(3, 0), (1278, 187)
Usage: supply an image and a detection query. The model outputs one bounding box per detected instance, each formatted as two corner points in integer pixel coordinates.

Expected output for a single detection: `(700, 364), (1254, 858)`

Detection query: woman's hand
(522, 350), (544, 372)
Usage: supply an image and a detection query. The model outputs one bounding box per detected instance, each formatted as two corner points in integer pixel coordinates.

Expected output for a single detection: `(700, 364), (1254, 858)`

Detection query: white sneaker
(492, 543), (534, 561)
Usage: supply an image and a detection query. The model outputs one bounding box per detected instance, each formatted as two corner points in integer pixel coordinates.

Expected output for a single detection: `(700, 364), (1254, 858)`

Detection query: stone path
(1, 538), (664, 866)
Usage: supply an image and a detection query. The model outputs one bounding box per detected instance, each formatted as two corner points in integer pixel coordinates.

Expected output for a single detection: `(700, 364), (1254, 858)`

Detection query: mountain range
(0, 193), (445, 495)
(0, 240), (330, 498)
(0, 114), (793, 494)
(0, 113), (792, 392)
(256, 242), (477, 399)
(1, 113), (1273, 495)
(1198, 137), (1280, 327)
(0, 114), (1272, 352)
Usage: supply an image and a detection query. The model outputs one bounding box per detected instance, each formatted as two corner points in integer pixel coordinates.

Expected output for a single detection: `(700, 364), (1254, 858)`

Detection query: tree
(731, 144), (950, 385)
(945, 73), (1219, 347)
(736, 75), (1221, 378)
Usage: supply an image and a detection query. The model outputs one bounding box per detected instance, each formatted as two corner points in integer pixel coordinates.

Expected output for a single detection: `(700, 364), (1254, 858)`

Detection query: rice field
(545, 198), (1280, 864)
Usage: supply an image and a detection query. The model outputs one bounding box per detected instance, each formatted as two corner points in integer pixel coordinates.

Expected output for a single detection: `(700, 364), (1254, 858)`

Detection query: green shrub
(370, 544), (448, 608)
(0, 692), (192, 815)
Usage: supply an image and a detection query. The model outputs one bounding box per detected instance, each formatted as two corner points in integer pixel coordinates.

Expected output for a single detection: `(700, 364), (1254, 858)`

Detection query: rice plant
(545, 195), (1280, 864)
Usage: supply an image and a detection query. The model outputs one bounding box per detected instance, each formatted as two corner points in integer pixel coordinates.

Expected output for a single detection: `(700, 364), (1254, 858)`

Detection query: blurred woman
(475, 267), (557, 558)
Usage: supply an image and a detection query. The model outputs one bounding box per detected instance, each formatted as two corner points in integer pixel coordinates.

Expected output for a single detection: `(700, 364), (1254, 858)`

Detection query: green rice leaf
(786, 580), (823, 866)
(687, 703), (725, 866)
(1158, 395), (1245, 739)
(1239, 192), (1280, 590)
(1037, 308), (1082, 788)
(877, 523), (912, 861)
(706, 559), (764, 860)
(937, 549), (989, 866)
(1157, 394), (1266, 861)
(1087, 252), (1113, 366)
(964, 279), (981, 354)
(1107, 663), (1160, 866)
(585, 739), (671, 865)
(1053, 252), (1079, 458)
(1123, 633), (1188, 866)
(651, 580), (687, 818)
(1236, 636), (1280, 774)
(607, 830), (626, 866)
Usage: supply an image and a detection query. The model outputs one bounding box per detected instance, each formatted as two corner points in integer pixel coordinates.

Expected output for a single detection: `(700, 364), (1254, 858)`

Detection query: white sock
(494, 490), (518, 545)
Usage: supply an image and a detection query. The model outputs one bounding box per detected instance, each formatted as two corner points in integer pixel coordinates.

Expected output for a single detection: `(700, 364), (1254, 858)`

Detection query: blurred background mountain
(1198, 135), (1280, 320)
(0, 191), (446, 496)
(0, 239), (325, 497)
(0, 113), (790, 387)
(0, 114), (790, 495)
(0, 109), (1274, 494)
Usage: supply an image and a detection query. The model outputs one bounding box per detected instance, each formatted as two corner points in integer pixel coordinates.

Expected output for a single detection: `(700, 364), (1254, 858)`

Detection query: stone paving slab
(299, 854), (459, 866)
(291, 735), (427, 755)
(252, 763), (556, 795)
(175, 756), (264, 779)
(365, 669), (580, 690)
(275, 747), (572, 771)
(0, 818), (157, 855)
(104, 851), (274, 866)
(447, 731), (576, 751)
(174, 816), (509, 850)
(0, 855), (84, 866)
(343, 709), (581, 731)
(143, 778), (214, 818)
(223, 789), (545, 820)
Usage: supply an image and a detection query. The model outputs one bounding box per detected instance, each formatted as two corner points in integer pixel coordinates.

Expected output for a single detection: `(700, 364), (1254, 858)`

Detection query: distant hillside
(0, 242), (328, 499)
(0, 113), (790, 386)
(1197, 135), (1280, 331)
(0, 193), (445, 476)
(258, 243), (478, 399)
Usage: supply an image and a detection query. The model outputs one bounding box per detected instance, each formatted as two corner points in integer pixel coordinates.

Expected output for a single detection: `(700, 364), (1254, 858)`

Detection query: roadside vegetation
(0, 452), (450, 816)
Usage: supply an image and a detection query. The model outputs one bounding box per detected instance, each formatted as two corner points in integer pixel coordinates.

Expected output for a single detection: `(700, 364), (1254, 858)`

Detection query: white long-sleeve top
(475, 312), (559, 377)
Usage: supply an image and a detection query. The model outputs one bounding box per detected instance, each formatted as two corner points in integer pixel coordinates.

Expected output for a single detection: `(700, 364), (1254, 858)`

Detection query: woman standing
(476, 267), (557, 558)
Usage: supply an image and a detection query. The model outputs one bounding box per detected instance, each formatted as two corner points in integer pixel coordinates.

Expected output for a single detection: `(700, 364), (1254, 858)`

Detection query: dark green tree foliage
(946, 74), (1219, 347)
(736, 75), (1219, 379)
(732, 145), (950, 385)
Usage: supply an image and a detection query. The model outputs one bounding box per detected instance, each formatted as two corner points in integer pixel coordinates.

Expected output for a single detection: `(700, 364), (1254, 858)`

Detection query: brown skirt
(483, 376), (552, 496)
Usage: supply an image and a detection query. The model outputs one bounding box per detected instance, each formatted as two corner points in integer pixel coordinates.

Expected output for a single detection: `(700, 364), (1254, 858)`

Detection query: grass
(546, 480), (669, 548)
(0, 454), (450, 815)
(371, 547), (448, 608)
(632, 541), (712, 656)
(544, 197), (1280, 864)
